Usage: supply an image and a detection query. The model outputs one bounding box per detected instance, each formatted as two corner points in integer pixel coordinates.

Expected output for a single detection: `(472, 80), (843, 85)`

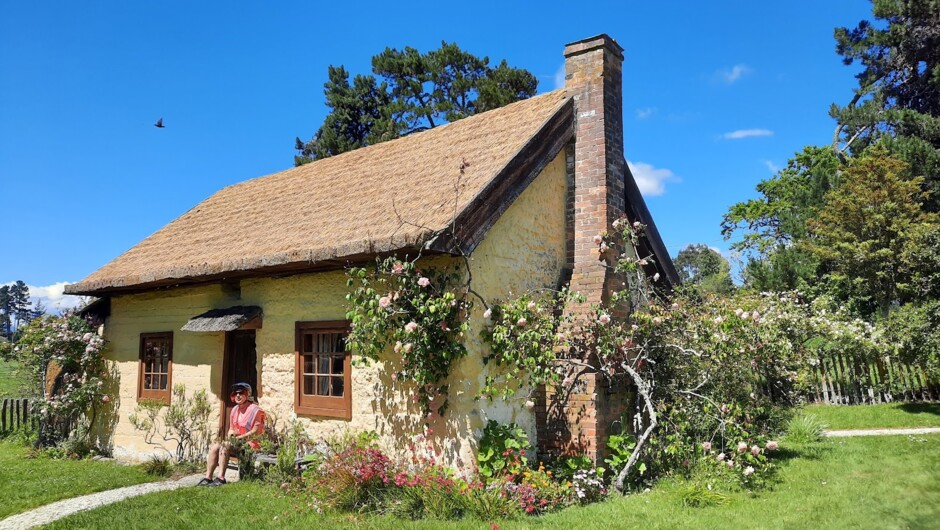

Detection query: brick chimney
(564, 34), (627, 307)
(535, 35), (634, 464)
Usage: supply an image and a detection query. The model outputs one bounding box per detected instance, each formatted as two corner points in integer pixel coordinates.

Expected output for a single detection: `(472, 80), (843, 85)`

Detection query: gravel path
(0, 468), (238, 530)
(824, 427), (940, 437)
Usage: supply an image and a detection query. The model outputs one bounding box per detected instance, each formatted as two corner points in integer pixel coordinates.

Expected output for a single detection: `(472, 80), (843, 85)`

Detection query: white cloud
(763, 160), (781, 173)
(627, 161), (679, 196)
(635, 107), (656, 119)
(713, 64), (751, 84)
(553, 63), (566, 90)
(3, 281), (85, 314)
(722, 129), (774, 140)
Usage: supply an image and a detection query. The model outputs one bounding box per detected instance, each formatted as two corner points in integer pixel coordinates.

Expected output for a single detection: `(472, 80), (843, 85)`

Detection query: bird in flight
(154, 117), (165, 128)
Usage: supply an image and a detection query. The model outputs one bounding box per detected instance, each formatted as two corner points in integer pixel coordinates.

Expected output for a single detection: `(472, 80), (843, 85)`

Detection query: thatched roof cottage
(67, 34), (677, 464)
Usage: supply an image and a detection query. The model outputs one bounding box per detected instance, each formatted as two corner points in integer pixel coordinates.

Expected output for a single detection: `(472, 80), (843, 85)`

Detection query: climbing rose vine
(14, 313), (108, 444)
(346, 256), (471, 415)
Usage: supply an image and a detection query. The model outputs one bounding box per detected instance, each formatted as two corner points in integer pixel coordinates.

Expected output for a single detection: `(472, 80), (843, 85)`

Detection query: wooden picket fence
(808, 354), (939, 404)
(1, 397), (35, 433)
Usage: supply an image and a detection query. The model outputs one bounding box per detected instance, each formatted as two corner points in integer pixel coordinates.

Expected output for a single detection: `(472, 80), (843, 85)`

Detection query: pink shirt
(229, 403), (265, 450)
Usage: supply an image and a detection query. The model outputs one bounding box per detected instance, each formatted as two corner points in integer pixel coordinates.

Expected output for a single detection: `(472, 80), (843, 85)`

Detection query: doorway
(220, 329), (258, 436)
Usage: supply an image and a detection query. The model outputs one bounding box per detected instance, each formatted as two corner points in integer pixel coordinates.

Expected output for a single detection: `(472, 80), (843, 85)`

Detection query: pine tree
(295, 41), (537, 165)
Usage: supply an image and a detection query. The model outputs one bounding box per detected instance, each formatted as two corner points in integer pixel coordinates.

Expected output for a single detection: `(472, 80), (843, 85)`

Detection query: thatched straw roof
(181, 306), (262, 332)
(66, 91), (573, 296)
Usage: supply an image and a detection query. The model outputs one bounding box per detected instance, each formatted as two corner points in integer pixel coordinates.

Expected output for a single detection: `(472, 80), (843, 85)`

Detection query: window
(295, 321), (351, 419)
(138, 332), (173, 404)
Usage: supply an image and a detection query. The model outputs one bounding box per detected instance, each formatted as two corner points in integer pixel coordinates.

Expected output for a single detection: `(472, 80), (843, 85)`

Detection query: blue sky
(0, 1), (874, 311)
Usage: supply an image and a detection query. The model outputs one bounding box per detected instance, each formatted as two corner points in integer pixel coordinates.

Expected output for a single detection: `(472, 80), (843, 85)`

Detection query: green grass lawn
(802, 402), (940, 430)
(43, 434), (940, 530)
(0, 441), (158, 519)
(0, 359), (26, 397)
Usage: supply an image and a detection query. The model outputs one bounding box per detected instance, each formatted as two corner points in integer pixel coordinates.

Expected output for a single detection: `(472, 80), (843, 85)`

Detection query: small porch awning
(181, 305), (262, 332)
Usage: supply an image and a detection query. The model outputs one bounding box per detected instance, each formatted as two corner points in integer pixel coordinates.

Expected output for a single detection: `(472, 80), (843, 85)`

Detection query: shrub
(141, 455), (173, 477)
(680, 483), (730, 508)
(477, 420), (529, 480)
(128, 385), (212, 463)
(307, 441), (395, 512)
(786, 414), (826, 444)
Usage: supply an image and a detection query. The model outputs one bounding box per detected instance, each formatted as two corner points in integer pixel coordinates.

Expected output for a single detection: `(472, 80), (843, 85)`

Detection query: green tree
(0, 281), (31, 339)
(673, 244), (734, 295)
(722, 146), (841, 290)
(295, 41), (537, 165)
(806, 146), (938, 317)
(831, 0), (940, 205)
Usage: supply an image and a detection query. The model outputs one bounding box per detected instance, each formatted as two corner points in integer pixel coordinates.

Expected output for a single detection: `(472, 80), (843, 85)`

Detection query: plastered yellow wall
(101, 151), (567, 466)
(103, 284), (234, 459)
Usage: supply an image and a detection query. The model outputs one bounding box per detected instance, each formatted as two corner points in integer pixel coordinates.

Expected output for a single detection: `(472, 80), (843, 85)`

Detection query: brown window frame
(138, 332), (173, 404)
(294, 321), (351, 420)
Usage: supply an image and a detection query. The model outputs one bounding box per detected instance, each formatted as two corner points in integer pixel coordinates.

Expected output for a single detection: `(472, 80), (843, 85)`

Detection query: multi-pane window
(138, 332), (173, 403)
(295, 321), (351, 419)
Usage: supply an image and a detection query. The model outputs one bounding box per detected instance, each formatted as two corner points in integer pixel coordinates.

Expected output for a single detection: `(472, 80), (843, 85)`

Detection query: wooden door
(220, 330), (258, 436)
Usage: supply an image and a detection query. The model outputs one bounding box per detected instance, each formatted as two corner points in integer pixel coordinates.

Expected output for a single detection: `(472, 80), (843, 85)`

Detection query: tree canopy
(0, 281), (33, 339)
(673, 244), (734, 295)
(295, 42), (538, 166)
(831, 0), (940, 204)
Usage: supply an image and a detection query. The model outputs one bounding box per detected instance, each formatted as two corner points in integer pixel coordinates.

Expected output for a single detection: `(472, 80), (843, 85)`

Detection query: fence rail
(809, 355), (939, 404)
(1, 397), (34, 433)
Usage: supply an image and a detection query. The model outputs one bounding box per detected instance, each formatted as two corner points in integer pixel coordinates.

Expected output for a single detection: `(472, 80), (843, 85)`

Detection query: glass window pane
(317, 376), (330, 396)
(318, 354), (330, 374)
(160, 355), (169, 374)
(303, 333), (313, 353)
(335, 335), (346, 352)
(159, 375), (168, 390)
(332, 376), (344, 396)
(332, 355), (344, 375)
(144, 374), (152, 390)
(303, 375), (314, 395)
(303, 355), (314, 374)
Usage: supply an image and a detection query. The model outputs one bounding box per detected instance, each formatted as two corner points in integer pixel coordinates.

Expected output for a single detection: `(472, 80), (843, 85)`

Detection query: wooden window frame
(294, 321), (351, 420)
(138, 332), (173, 404)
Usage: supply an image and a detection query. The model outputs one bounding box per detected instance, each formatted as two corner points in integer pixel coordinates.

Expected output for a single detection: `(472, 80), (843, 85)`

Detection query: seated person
(199, 382), (265, 486)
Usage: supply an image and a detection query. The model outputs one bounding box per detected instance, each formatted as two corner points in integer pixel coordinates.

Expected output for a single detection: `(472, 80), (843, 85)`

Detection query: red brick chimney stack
(564, 34), (627, 307)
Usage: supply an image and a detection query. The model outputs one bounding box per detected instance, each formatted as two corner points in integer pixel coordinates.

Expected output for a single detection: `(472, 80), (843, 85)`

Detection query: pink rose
(102, 395), (111, 403)
(598, 313), (611, 325)
(743, 466), (755, 476)
(765, 441), (779, 451)
(404, 322), (418, 334)
(737, 442), (748, 453)
(418, 277), (430, 287)
(527, 301), (537, 311)
(391, 373), (398, 382)
(652, 273), (661, 282)
(593, 234), (603, 245)
(379, 296), (392, 308)
(483, 308), (492, 320)
(525, 400), (535, 410)
(392, 262), (404, 275)
(716, 452), (726, 462)
(394, 341), (403, 353)
(751, 445), (761, 456)
(632, 221), (642, 230)
(702, 442), (712, 452)
(726, 459), (735, 468)
(517, 317), (527, 327)
(403, 343), (413, 353)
